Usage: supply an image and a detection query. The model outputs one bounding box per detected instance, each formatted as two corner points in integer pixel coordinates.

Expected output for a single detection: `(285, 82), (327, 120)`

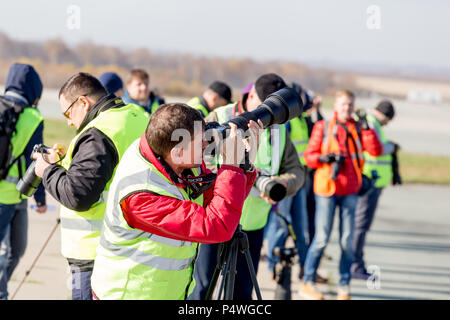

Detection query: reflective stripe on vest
(0, 107), (43, 205)
(363, 113), (392, 187)
(91, 140), (202, 300)
(59, 104), (149, 260)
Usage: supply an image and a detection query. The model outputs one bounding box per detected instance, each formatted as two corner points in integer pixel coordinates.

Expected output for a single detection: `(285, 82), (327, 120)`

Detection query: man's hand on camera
(319, 153), (338, 164)
(245, 119), (264, 164)
(221, 123), (245, 167)
(260, 176), (287, 205)
(33, 144), (65, 178)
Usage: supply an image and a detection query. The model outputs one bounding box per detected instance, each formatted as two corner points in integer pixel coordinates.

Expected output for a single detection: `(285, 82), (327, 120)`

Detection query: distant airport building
(407, 88), (443, 104)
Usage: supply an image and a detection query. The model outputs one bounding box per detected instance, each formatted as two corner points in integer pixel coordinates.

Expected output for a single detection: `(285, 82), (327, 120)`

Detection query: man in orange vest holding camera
(300, 90), (382, 300)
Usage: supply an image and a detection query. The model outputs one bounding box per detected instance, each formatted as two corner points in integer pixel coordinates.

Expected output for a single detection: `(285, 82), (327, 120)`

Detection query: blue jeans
(0, 201), (28, 300)
(71, 269), (93, 300)
(303, 194), (358, 287)
(352, 187), (383, 273)
(0, 203), (17, 300)
(265, 186), (309, 271)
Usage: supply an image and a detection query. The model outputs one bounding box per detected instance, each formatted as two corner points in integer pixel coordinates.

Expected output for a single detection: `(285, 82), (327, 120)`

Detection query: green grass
(42, 119), (450, 185)
(43, 118), (76, 148)
(398, 151), (450, 185)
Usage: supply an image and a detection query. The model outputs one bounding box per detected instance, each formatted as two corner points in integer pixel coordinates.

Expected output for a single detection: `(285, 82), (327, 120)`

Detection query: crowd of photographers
(0, 62), (400, 300)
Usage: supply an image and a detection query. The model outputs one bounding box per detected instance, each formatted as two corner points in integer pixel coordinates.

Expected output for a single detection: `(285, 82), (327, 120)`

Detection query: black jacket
(42, 94), (122, 211)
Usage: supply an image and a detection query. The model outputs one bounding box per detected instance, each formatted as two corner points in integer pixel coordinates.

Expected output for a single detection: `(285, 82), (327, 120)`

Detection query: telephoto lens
(214, 87), (303, 139)
(16, 161), (42, 197)
(255, 175), (286, 202)
(16, 144), (49, 197)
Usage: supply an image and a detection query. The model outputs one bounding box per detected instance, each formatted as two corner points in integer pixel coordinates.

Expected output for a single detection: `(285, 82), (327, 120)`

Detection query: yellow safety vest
(0, 107), (43, 204)
(91, 140), (203, 299)
(59, 103), (149, 260)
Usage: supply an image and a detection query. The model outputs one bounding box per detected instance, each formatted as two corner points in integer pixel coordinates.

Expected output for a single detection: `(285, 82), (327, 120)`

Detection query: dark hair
(254, 73), (287, 101)
(146, 103), (205, 157)
(127, 69), (149, 84)
(59, 72), (107, 102)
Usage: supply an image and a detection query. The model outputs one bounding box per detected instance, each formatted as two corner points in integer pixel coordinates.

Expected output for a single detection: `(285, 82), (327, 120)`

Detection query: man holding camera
(0, 63), (47, 300)
(32, 73), (149, 300)
(300, 90), (382, 300)
(352, 100), (398, 280)
(190, 73), (304, 300)
(90, 103), (261, 299)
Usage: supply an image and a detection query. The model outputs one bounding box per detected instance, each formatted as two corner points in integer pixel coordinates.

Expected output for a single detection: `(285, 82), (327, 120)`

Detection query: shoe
(337, 285), (351, 300)
(315, 273), (328, 284)
(352, 270), (372, 280)
(299, 267), (305, 280)
(299, 282), (324, 300)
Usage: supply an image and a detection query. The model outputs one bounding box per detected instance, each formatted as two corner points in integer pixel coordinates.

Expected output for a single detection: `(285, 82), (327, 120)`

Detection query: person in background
(98, 72), (124, 97)
(33, 72), (149, 300)
(187, 81), (232, 118)
(122, 69), (160, 114)
(191, 73), (304, 300)
(0, 63), (47, 300)
(300, 90), (382, 300)
(351, 100), (397, 280)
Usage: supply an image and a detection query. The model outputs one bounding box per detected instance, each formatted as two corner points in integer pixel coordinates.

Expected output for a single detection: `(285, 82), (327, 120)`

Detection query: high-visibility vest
(149, 100), (160, 114)
(363, 114), (392, 188)
(313, 118), (365, 197)
(91, 140), (203, 300)
(214, 103), (236, 124)
(187, 97), (210, 118)
(0, 107), (43, 204)
(59, 103), (149, 260)
(289, 113), (309, 165)
(241, 125), (286, 231)
(212, 103), (286, 231)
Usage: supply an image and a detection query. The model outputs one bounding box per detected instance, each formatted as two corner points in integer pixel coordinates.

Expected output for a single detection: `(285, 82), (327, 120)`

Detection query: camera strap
(179, 169), (217, 200)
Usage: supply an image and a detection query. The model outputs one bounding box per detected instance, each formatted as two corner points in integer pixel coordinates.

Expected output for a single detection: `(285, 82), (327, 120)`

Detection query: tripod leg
(216, 243), (234, 300)
(224, 240), (239, 300)
(241, 247), (263, 300)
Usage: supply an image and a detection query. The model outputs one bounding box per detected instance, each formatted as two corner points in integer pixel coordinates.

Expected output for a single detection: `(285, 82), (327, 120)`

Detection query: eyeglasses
(62, 93), (90, 119)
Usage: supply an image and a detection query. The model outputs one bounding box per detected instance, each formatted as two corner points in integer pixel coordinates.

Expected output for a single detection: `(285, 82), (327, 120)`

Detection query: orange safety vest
(314, 118), (365, 197)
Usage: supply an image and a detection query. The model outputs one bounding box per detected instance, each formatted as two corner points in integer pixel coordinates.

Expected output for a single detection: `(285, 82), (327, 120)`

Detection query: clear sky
(1, 0), (449, 70)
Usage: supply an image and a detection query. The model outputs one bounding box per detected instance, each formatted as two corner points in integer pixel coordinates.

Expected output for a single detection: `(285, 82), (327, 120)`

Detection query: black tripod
(205, 224), (262, 300)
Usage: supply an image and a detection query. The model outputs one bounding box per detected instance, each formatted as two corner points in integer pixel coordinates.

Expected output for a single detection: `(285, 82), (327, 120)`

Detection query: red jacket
(304, 113), (382, 196)
(120, 135), (257, 244)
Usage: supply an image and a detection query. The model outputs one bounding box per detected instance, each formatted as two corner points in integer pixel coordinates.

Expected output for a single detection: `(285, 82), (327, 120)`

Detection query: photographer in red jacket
(91, 103), (261, 299)
(299, 90), (382, 300)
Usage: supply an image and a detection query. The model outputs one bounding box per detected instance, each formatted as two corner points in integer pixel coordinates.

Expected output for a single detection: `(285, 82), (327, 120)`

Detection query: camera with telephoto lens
(16, 144), (50, 197)
(207, 87), (303, 140)
(255, 173), (286, 202)
(205, 87), (303, 171)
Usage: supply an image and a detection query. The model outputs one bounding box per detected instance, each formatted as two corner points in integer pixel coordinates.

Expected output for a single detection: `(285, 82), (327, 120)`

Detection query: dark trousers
(352, 186), (383, 273)
(189, 228), (265, 300)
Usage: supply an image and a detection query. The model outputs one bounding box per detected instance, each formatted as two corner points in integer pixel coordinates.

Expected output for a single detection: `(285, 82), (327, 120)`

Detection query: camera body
(16, 144), (49, 197)
(331, 154), (345, 181)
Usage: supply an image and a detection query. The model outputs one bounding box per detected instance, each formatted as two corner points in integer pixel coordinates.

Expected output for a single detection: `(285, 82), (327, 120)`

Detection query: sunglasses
(62, 93), (90, 119)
